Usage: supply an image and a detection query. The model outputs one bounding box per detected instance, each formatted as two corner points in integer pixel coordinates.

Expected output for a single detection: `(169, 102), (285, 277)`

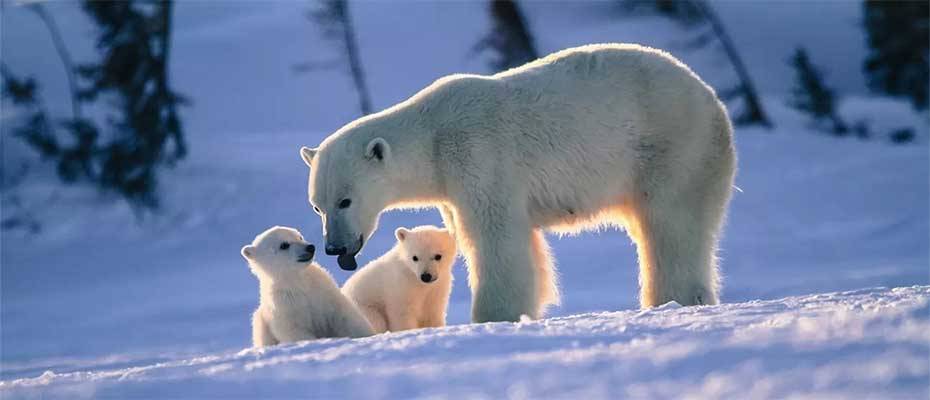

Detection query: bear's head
(241, 226), (316, 278)
(300, 122), (407, 271)
(300, 76), (486, 271)
(394, 225), (456, 284)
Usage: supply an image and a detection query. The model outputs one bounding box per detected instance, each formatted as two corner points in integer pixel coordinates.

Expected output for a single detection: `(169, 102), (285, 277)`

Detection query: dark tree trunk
(695, 0), (772, 128)
(475, 0), (539, 71)
(327, 0), (373, 116)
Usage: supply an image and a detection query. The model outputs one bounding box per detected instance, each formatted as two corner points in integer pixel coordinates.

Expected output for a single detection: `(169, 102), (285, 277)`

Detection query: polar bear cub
(342, 225), (456, 333)
(242, 226), (373, 347)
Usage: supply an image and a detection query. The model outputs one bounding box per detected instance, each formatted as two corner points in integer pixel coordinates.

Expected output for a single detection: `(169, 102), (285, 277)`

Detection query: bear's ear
(300, 146), (317, 167)
(365, 138), (390, 162)
(241, 245), (256, 260)
(395, 227), (410, 241)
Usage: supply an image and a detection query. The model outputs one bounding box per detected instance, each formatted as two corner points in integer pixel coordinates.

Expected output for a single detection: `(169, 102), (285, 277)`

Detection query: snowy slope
(3, 286), (928, 399)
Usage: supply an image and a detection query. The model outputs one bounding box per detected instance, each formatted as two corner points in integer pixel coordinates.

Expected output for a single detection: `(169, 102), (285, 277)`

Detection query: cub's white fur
(243, 226), (373, 347)
(342, 226), (455, 333)
(301, 44), (736, 323)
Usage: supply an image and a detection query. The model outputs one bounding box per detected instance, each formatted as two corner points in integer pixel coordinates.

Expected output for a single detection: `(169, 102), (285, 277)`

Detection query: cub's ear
(300, 146), (317, 167)
(395, 227), (410, 241)
(241, 245), (256, 260)
(365, 137), (390, 161)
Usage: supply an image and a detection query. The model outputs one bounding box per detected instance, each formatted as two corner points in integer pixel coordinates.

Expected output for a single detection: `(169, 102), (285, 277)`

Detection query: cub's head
(241, 226), (316, 277)
(394, 225), (456, 284)
(301, 122), (401, 271)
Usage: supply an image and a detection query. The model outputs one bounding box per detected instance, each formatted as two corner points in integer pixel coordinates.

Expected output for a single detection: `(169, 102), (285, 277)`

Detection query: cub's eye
(313, 206), (321, 214)
(412, 256), (419, 262)
(279, 242), (290, 250)
(434, 254), (442, 261)
(338, 199), (352, 209)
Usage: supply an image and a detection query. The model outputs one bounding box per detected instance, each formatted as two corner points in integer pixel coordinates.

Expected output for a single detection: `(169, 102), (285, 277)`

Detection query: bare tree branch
(693, 0), (772, 128)
(26, 3), (82, 121)
(621, 0), (773, 128)
(310, 0), (373, 116)
(337, 1), (372, 115)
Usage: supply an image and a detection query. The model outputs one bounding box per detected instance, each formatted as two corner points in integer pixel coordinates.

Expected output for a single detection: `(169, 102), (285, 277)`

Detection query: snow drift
(3, 286), (927, 399)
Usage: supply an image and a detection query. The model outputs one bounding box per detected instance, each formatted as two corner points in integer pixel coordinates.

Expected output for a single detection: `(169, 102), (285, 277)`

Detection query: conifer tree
(2, 1), (187, 209)
(788, 47), (847, 135)
(862, 0), (929, 110)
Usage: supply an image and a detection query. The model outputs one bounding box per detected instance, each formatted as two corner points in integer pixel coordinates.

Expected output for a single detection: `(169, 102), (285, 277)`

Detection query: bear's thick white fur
(341, 226), (456, 333)
(243, 226), (373, 347)
(301, 43), (736, 323)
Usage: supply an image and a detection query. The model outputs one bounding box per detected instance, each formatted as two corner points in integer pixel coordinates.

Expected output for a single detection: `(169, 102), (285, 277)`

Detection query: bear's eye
(280, 242), (290, 250)
(434, 254), (442, 261)
(412, 256), (419, 262)
(338, 199), (352, 209)
(313, 206), (321, 215)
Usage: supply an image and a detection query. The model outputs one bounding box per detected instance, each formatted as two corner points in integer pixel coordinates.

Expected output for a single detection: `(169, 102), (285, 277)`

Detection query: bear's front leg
(386, 307), (419, 332)
(252, 309), (278, 347)
(456, 203), (539, 323)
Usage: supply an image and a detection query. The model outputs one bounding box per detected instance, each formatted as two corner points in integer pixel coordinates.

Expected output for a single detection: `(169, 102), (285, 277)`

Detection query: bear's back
(494, 43), (699, 87)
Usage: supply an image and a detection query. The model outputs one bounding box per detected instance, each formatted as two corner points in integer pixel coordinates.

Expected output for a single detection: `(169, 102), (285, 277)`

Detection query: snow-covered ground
(2, 1), (928, 398)
(4, 286), (928, 399)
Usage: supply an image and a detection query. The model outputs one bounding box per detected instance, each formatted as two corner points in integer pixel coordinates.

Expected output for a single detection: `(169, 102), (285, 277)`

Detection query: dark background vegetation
(2, 0), (927, 215)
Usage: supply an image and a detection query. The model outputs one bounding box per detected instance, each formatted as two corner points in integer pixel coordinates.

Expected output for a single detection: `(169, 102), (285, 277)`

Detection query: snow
(2, 1), (928, 398)
(3, 286), (928, 399)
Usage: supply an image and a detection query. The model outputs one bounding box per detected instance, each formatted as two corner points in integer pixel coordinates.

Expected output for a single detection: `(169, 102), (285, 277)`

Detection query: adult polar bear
(300, 44), (736, 323)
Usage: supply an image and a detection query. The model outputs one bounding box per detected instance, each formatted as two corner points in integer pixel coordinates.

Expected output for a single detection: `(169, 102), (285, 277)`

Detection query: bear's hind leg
(626, 196), (723, 308)
(529, 229), (560, 315)
(363, 306), (389, 334)
(330, 300), (375, 338)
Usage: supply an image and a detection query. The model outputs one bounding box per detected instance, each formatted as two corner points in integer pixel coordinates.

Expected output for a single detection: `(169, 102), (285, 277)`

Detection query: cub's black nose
(305, 244), (315, 255)
(325, 245), (347, 256)
(420, 272), (433, 283)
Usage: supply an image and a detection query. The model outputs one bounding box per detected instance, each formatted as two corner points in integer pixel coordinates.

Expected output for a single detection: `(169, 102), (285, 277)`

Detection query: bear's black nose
(305, 244), (315, 255)
(420, 272), (433, 283)
(325, 245), (347, 256)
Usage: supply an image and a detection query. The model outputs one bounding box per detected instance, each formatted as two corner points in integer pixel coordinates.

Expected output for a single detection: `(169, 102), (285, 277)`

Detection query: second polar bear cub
(342, 225), (456, 333)
(243, 226), (373, 347)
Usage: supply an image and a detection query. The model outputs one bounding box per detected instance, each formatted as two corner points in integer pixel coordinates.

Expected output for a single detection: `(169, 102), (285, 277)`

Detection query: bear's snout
(329, 235), (364, 270)
(325, 245), (347, 256)
(420, 272), (434, 283)
(296, 244), (315, 263)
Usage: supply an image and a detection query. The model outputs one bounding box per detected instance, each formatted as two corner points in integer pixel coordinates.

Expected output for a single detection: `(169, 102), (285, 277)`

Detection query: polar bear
(242, 226), (374, 347)
(342, 225), (456, 333)
(300, 43), (736, 323)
